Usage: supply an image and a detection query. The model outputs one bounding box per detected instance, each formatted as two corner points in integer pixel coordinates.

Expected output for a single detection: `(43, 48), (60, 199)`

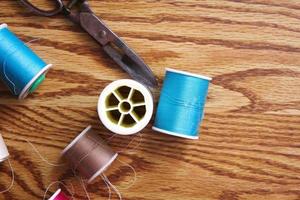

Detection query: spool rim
(98, 79), (153, 135)
(0, 155), (9, 163)
(48, 188), (62, 200)
(87, 153), (118, 184)
(0, 134), (9, 162)
(166, 68), (212, 81)
(19, 63), (52, 99)
(0, 24), (8, 30)
(61, 125), (92, 156)
(152, 127), (199, 140)
(29, 74), (45, 93)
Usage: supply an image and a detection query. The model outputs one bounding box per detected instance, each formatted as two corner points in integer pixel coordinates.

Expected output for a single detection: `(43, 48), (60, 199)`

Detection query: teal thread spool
(0, 24), (52, 99)
(153, 68), (211, 139)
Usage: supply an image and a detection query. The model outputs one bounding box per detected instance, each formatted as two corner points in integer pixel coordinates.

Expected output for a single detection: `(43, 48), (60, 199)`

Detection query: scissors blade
(78, 12), (158, 88)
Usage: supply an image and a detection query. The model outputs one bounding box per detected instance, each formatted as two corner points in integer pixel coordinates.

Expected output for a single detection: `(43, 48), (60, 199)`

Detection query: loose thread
(116, 159), (137, 190)
(103, 175), (112, 200)
(0, 159), (15, 194)
(25, 139), (66, 167)
(106, 134), (117, 141)
(26, 38), (41, 47)
(101, 174), (122, 200)
(117, 133), (143, 153)
(75, 167), (114, 200)
(128, 133), (143, 152)
(79, 177), (91, 200)
(73, 170), (95, 200)
(106, 134), (140, 190)
(1, 36), (40, 95)
(107, 132), (142, 153)
(43, 180), (75, 200)
(2, 48), (18, 95)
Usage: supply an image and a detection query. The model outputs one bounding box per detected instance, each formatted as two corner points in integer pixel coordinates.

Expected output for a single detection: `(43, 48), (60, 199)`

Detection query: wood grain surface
(0, 0), (300, 199)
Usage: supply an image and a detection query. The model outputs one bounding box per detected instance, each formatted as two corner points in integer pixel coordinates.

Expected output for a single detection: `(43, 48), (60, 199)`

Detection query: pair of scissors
(19, 0), (158, 88)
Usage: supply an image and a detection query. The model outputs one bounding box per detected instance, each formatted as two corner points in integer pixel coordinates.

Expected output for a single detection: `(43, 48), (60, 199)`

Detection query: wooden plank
(0, 0), (299, 199)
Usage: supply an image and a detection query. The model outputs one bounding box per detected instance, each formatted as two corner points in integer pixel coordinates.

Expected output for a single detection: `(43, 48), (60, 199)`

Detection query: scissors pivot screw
(99, 30), (107, 39)
(19, 0), (158, 88)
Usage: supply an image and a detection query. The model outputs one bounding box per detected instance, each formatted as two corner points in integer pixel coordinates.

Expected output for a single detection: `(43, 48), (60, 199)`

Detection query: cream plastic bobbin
(98, 79), (154, 135)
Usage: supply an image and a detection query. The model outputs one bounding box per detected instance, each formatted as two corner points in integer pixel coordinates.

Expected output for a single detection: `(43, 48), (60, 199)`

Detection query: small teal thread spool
(0, 24), (52, 99)
(153, 68), (212, 139)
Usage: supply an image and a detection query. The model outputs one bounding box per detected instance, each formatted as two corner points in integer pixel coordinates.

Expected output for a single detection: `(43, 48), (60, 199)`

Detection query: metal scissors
(19, 0), (158, 88)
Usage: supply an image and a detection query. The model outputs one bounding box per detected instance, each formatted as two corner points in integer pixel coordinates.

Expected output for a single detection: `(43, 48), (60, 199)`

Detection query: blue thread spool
(153, 68), (211, 139)
(0, 24), (52, 99)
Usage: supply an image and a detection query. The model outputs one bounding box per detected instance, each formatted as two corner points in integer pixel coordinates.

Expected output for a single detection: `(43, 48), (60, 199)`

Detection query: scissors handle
(19, 0), (158, 88)
(19, 0), (64, 17)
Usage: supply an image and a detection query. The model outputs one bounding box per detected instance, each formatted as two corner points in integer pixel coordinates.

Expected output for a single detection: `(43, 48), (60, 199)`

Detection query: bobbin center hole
(105, 85), (147, 127)
(119, 101), (132, 114)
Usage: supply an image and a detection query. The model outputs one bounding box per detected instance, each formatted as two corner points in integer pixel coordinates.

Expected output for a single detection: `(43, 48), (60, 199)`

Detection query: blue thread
(153, 68), (211, 139)
(0, 24), (51, 99)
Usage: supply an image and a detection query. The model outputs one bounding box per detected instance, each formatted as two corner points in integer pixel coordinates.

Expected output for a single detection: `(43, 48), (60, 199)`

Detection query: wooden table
(1, 0), (300, 199)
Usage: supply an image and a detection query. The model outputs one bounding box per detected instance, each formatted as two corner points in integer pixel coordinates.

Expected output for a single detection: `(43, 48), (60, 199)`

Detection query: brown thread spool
(61, 125), (118, 183)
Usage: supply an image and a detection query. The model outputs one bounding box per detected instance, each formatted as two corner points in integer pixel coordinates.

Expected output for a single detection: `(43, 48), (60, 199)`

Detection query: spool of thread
(62, 126), (118, 183)
(153, 68), (212, 139)
(0, 23), (52, 99)
(0, 134), (9, 162)
(98, 79), (153, 135)
(48, 189), (70, 200)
